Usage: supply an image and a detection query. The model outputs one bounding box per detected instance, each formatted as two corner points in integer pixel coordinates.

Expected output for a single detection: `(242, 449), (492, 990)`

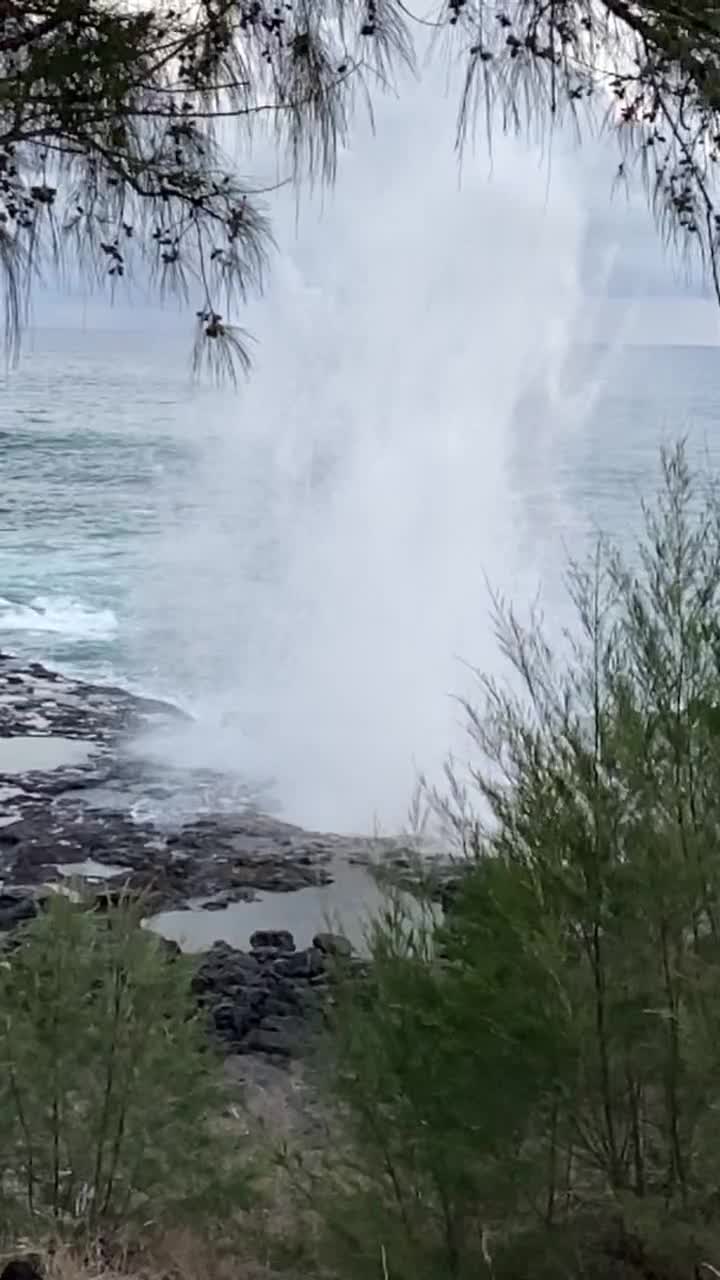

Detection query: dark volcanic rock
(244, 1023), (298, 1058)
(158, 936), (182, 960)
(0, 891), (38, 931)
(0, 797), (349, 915)
(250, 929), (295, 953)
(275, 947), (326, 980)
(211, 999), (253, 1043)
(193, 941), (261, 996)
(0, 652), (187, 759)
(192, 935), (347, 1058)
(0, 655), (389, 1062)
(313, 931), (353, 959)
(0, 1259), (44, 1280)
(0, 657), (396, 916)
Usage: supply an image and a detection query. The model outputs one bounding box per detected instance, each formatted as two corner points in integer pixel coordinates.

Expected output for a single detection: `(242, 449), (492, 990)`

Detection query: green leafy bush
(314, 443), (720, 1280)
(0, 893), (251, 1236)
(314, 868), (570, 1280)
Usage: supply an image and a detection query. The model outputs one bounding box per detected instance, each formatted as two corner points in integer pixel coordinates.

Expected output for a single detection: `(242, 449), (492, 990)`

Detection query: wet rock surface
(0, 653), (387, 1058)
(194, 932), (361, 1057)
(0, 652), (387, 914)
(0, 651), (183, 750)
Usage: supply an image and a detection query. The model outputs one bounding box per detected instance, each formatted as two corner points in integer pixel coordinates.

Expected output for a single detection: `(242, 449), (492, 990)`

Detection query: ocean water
(3, 65), (720, 832)
(2, 325), (720, 833)
(0, 325), (226, 695)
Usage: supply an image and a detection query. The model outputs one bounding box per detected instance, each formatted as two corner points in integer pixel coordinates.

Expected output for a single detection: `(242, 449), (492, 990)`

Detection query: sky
(28, 63), (720, 350)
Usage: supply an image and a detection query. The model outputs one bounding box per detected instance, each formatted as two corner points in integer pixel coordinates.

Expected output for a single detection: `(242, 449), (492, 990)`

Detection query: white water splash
(0, 595), (118, 640)
(130, 72), (598, 833)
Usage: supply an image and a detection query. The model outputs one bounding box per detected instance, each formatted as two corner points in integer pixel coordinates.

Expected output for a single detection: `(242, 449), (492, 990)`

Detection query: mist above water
(131, 72), (597, 834)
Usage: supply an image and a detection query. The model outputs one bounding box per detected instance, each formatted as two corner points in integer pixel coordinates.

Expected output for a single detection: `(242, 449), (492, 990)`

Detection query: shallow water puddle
(0, 735), (96, 773)
(57, 859), (130, 881)
(149, 860), (396, 953)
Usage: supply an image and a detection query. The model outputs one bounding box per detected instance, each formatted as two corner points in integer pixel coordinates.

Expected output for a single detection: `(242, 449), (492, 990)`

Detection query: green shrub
(0, 892), (251, 1236)
(311, 443), (720, 1280)
(307, 865), (571, 1280)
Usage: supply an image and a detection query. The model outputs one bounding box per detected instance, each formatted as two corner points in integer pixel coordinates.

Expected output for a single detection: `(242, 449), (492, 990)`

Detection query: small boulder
(275, 946), (326, 980)
(244, 1019), (300, 1058)
(157, 936), (182, 960)
(313, 931), (352, 959)
(1, 1261), (44, 1280)
(192, 941), (260, 997)
(257, 989), (288, 1014)
(250, 929), (295, 953)
(0, 892), (37, 932)
(211, 998), (258, 1045)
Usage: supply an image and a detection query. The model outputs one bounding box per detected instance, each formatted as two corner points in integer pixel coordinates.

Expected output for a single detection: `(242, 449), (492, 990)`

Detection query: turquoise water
(3, 327), (720, 829)
(0, 327), (215, 690)
(3, 332), (719, 681)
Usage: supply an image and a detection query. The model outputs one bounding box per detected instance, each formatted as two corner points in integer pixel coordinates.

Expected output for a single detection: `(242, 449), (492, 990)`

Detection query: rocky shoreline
(0, 651), (422, 1059)
(193, 929), (356, 1058)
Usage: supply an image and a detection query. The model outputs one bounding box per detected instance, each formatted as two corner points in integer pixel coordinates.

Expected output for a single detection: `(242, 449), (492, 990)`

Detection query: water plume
(131, 69), (595, 833)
